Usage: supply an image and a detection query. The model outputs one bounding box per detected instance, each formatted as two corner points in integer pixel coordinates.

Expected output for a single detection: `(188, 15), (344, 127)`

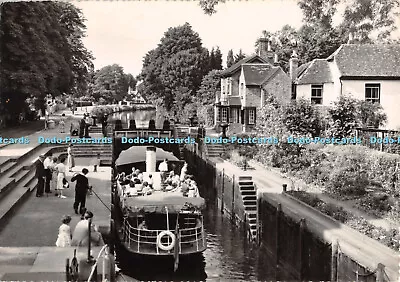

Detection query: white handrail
(87, 244), (108, 282)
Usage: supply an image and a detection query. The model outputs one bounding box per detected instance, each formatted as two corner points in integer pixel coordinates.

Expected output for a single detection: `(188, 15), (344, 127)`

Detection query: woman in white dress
(56, 215), (72, 247)
(67, 144), (75, 172)
(50, 157), (58, 195)
(56, 157), (67, 199)
(180, 162), (188, 181)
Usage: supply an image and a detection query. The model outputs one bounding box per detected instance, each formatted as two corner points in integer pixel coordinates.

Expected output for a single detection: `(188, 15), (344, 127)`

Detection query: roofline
(260, 67), (280, 85)
(326, 45), (344, 61)
(296, 59), (317, 83)
(221, 54), (268, 77)
(340, 76), (400, 80)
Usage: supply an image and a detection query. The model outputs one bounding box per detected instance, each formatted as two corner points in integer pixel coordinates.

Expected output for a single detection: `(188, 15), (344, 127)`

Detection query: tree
(213, 47), (223, 70)
(357, 100), (387, 128)
(327, 95), (359, 139)
(298, 0), (340, 29)
(125, 74), (137, 91)
(226, 49), (234, 68)
(138, 23), (210, 110)
(233, 49), (246, 64)
(283, 99), (324, 137)
(196, 69), (222, 105)
(0, 2), (93, 122)
(199, 0), (224, 15)
(91, 64), (128, 104)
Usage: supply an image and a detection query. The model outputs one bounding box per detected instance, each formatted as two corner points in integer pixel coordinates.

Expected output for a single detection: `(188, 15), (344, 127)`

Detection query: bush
(355, 193), (392, 216)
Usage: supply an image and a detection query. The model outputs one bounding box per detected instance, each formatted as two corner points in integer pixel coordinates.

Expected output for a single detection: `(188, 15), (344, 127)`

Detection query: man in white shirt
(43, 153), (53, 194)
(158, 159), (168, 182)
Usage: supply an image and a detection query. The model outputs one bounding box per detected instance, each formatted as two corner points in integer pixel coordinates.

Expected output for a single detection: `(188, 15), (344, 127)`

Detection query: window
(216, 108), (221, 122)
(240, 83), (244, 96)
(248, 109), (255, 125)
(311, 85), (323, 104)
(230, 108), (239, 123)
(221, 108), (228, 123)
(227, 78), (231, 95)
(365, 83), (380, 103)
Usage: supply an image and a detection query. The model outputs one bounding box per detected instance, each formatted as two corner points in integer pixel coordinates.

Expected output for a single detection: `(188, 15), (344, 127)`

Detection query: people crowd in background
(116, 161), (199, 198)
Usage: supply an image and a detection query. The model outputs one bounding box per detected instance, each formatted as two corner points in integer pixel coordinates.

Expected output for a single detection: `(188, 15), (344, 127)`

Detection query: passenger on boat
(138, 220), (148, 230)
(165, 180), (174, 191)
(158, 159), (168, 182)
(188, 181), (199, 198)
(137, 170), (144, 183)
(181, 181), (189, 196)
(180, 162), (188, 181)
(126, 182), (138, 197)
(142, 182), (153, 195)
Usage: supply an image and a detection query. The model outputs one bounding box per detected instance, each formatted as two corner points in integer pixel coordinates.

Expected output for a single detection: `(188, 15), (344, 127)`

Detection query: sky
(75, 0), (305, 76)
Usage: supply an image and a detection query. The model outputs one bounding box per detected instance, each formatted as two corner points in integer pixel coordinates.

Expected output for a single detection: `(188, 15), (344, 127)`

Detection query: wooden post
(331, 240), (338, 282)
(276, 203), (282, 267)
(299, 218), (306, 281)
(222, 169), (225, 213)
(282, 184), (287, 192)
(221, 169), (225, 213)
(375, 263), (386, 282)
(232, 174), (235, 220)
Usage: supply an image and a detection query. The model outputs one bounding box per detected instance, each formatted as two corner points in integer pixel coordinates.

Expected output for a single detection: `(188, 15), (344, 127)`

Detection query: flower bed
(287, 191), (400, 251)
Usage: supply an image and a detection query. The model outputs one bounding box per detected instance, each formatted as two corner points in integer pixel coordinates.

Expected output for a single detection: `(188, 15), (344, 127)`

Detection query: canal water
(117, 191), (293, 281)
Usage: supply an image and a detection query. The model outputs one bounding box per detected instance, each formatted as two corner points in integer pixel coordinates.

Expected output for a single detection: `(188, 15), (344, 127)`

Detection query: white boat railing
(122, 217), (206, 254)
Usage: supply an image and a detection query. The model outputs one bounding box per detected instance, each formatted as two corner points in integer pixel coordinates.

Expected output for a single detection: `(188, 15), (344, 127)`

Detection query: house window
(227, 79), (231, 95)
(365, 83), (380, 103)
(230, 108), (239, 123)
(216, 108), (221, 122)
(221, 108), (228, 123)
(240, 83), (244, 96)
(311, 85), (323, 104)
(248, 109), (255, 125)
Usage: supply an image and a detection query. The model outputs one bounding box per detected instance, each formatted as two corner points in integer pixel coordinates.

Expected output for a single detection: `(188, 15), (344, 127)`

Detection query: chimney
(289, 50), (299, 82)
(347, 32), (354, 44)
(258, 36), (268, 59)
(273, 54), (279, 66)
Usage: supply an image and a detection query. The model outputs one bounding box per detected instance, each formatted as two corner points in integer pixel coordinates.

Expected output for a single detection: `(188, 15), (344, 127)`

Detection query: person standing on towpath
(71, 168), (90, 215)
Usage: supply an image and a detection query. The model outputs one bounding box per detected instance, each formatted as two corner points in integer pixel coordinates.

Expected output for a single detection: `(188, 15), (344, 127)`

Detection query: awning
(115, 146), (180, 166)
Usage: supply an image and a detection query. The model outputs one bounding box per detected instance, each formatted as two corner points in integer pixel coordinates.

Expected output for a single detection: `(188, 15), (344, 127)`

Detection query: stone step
(239, 185), (255, 191)
(249, 218), (257, 224)
(242, 195), (257, 201)
(0, 160), (18, 176)
(247, 212), (257, 218)
(238, 180), (253, 186)
(244, 205), (257, 211)
(243, 200), (257, 206)
(238, 176), (252, 181)
(241, 190), (256, 196)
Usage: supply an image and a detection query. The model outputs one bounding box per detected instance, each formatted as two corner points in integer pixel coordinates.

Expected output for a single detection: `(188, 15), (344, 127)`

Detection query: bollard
(331, 239), (338, 281)
(375, 263), (386, 282)
(299, 218), (306, 280)
(282, 184), (287, 192)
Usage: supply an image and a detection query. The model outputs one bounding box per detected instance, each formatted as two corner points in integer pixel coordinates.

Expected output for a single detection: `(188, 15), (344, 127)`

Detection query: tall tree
(341, 0), (400, 42)
(0, 2), (93, 122)
(213, 47), (223, 70)
(226, 49), (234, 68)
(91, 64), (128, 104)
(196, 69), (222, 105)
(138, 23), (209, 110)
(233, 49), (246, 64)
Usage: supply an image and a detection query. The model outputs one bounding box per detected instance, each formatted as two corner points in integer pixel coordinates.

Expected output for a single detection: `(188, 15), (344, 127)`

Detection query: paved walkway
(214, 158), (399, 281)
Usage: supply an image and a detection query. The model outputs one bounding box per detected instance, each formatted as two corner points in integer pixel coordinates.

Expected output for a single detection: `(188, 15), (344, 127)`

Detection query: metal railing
(122, 218), (206, 254)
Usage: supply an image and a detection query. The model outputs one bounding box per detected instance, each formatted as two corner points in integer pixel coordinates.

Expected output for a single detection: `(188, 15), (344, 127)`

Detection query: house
(293, 44), (400, 130)
(120, 86), (147, 105)
(215, 37), (292, 133)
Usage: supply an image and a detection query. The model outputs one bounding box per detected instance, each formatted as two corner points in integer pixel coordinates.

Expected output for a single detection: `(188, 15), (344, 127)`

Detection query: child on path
(56, 215), (72, 247)
(59, 113), (65, 133)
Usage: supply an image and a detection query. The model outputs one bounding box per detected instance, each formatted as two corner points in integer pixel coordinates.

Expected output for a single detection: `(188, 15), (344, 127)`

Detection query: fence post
(331, 239), (338, 281)
(221, 169), (225, 213)
(276, 203), (282, 267)
(232, 174), (235, 221)
(375, 263), (386, 282)
(299, 218), (306, 281)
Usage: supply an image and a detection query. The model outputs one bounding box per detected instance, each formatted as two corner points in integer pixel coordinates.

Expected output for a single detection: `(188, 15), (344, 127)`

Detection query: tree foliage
(138, 23), (210, 111)
(226, 49), (234, 68)
(196, 69), (222, 105)
(233, 49), (246, 64)
(91, 64), (128, 104)
(0, 2), (93, 122)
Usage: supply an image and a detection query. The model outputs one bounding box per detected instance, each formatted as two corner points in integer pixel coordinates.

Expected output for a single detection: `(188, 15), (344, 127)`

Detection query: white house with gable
(292, 44), (400, 130)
